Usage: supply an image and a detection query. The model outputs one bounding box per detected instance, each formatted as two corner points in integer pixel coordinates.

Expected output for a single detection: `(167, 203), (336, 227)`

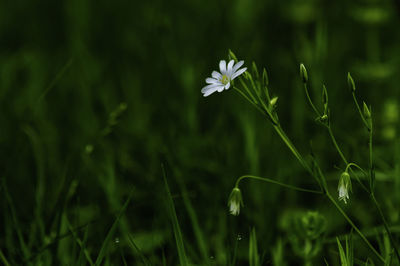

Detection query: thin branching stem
(371, 192), (400, 262)
(326, 193), (385, 263)
(352, 92), (370, 130)
(235, 175), (322, 194)
(303, 83), (321, 117)
(326, 126), (369, 192)
(234, 75), (385, 261)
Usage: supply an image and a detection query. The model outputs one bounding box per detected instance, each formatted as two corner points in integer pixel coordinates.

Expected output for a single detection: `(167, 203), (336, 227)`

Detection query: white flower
(229, 200), (241, 216)
(228, 187), (244, 216)
(338, 171), (352, 204)
(201, 59), (247, 97)
(338, 185), (349, 204)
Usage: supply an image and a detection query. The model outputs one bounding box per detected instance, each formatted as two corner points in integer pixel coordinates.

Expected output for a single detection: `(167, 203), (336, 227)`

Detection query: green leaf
(162, 165), (188, 266)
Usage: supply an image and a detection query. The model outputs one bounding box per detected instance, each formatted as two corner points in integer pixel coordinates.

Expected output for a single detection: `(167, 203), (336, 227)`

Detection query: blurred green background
(1, 0), (400, 264)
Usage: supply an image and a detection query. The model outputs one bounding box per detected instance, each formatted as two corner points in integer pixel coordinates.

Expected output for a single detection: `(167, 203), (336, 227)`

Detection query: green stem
(234, 79), (383, 260)
(327, 126), (348, 165)
(270, 122), (383, 261)
(327, 126), (369, 193)
(235, 175), (322, 194)
(272, 125), (309, 171)
(352, 92), (370, 130)
(327, 111), (398, 261)
(233, 87), (278, 126)
(233, 87), (264, 116)
(239, 78), (258, 104)
(304, 83), (321, 117)
(369, 125), (374, 191)
(345, 163), (368, 177)
(371, 193), (400, 262)
(326, 193), (385, 263)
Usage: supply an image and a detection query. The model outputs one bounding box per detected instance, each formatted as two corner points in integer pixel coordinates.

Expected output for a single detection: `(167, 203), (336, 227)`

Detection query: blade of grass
(336, 237), (348, 266)
(0, 249), (11, 266)
(94, 191), (133, 266)
(162, 164), (188, 266)
(230, 234), (239, 266)
(1, 178), (31, 260)
(25, 220), (96, 263)
(127, 234), (150, 266)
(66, 219), (94, 266)
(37, 58), (74, 102)
(176, 174), (209, 263)
(22, 126), (46, 249)
(249, 228), (260, 266)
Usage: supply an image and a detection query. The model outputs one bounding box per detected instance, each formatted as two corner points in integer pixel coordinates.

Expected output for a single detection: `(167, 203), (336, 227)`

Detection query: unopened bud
(363, 102), (372, 128)
(300, 63), (308, 83)
(228, 187), (244, 216)
(228, 49), (238, 62)
(270, 97), (278, 108)
(363, 102), (371, 119)
(252, 62), (259, 79)
(338, 171), (352, 204)
(347, 72), (356, 93)
(262, 68), (269, 86)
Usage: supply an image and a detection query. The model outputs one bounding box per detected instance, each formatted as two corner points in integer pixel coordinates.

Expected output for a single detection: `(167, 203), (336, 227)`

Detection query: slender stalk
(352, 92), (370, 130)
(234, 78), (384, 260)
(328, 111), (399, 260)
(345, 163), (368, 177)
(235, 175), (322, 194)
(369, 125), (374, 190)
(327, 126), (369, 192)
(239, 78), (258, 104)
(272, 125), (309, 171)
(369, 120), (400, 262)
(371, 193), (400, 262)
(233, 87), (263, 115)
(326, 193), (385, 263)
(270, 123), (383, 261)
(303, 84), (321, 117)
(327, 126), (348, 165)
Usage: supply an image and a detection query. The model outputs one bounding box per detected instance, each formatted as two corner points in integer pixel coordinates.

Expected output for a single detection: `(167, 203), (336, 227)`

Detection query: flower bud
(262, 68), (269, 86)
(347, 72), (356, 93)
(228, 187), (244, 216)
(270, 97), (278, 108)
(300, 63), (308, 83)
(363, 102), (372, 128)
(252, 62), (259, 79)
(322, 85), (328, 106)
(338, 171), (352, 204)
(228, 49), (238, 62)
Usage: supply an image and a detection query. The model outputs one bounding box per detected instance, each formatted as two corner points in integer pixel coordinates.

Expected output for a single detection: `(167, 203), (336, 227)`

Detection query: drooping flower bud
(338, 171), (352, 204)
(228, 187), (244, 216)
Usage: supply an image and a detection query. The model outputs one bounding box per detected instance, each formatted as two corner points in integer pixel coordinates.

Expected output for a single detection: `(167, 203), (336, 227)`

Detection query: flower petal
(232, 60), (244, 73)
(231, 67), (247, 80)
(206, 77), (220, 84)
(227, 60), (234, 71)
(203, 86), (221, 97)
(201, 84), (220, 93)
(224, 82), (231, 90)
(216, 85), (225, 92)
(219, 60), (227, 74)
(212, 71), (222, 79)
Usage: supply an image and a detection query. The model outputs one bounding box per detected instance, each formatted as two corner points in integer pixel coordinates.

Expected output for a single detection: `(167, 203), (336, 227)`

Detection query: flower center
(221, 75), (230, 85)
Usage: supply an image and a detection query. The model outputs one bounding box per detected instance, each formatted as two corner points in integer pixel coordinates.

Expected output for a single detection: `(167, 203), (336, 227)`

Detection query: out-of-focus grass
(1, 0), (400, 264)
